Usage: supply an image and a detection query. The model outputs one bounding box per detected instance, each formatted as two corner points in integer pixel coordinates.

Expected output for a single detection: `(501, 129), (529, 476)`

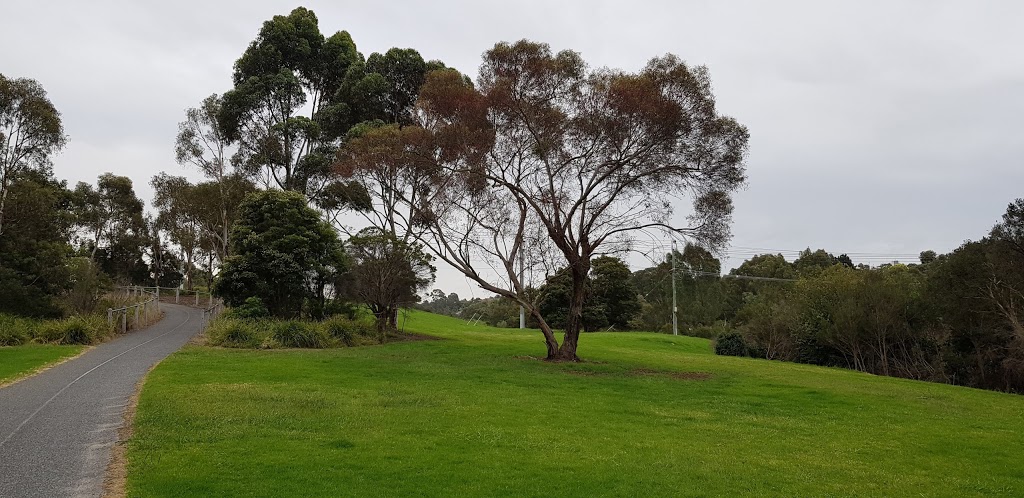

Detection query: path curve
(0, 304), (201, 498)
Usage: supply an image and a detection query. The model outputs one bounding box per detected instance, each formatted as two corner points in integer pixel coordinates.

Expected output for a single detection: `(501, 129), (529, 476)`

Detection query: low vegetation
(204, 315), (394, 349)
(126, 310), (1024, 496)
(0, 312), (113, 346)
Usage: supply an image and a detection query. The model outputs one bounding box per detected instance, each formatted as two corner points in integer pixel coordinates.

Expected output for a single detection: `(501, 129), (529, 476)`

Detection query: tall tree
(0, 169), (75, 317)
(151, 172), (255, 283)
(219, 7), (360, 197)
(991, 198), (1024, 259)
(72, 174), (148, 282)
(175, 94), (240, 260)
(340, 41), (748, 360)
(325, 48), (448, 240)
(0, 74), (67, 236)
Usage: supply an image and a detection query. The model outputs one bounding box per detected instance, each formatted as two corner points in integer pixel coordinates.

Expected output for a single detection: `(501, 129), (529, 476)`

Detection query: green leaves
(214, 190), (345, 318)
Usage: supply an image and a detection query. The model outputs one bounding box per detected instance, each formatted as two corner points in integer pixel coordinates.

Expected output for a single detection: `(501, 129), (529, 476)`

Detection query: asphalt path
(0, 304), (200, 498)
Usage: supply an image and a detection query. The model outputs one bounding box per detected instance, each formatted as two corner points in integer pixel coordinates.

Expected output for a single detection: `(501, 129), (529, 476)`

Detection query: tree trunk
(550, 265), (588, 362)
(0, 180), (9, 236)
(528, 307), (560, 358)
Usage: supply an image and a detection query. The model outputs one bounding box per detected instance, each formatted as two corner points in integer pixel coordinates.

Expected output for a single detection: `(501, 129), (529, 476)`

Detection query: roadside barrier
(107, 286), (160, 333)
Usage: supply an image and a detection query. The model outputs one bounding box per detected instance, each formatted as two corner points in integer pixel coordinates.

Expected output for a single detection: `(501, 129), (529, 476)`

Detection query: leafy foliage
(538, 256), (640, 331)
(0, 74), (67, 236)
(714, 332), (751, 357)
(340, 40), (749, 360)
(344, 228), (435, 332)
(214, 190), (346, 318)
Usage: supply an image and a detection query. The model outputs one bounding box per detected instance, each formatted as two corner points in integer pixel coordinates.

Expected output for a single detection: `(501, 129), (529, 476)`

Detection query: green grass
(126, 310), (1024, 496)
(0, 344), (84, 385)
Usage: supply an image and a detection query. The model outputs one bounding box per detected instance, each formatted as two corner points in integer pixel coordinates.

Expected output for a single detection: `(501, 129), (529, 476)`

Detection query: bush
(206, 318), (263, 348)
(225, 297), (270, 320)
(323, 316), (375, 346)
(687, 321), (732, 339)
(36, 315), (109, 345)
(272, 320), (331, 348)
(715, 332), (751, 357)
(0, 314), (33, 346)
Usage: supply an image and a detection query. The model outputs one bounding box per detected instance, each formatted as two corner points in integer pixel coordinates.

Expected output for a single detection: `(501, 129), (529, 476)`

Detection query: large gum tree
(0, 74), (66, 236)
(339, 40), (749, 361)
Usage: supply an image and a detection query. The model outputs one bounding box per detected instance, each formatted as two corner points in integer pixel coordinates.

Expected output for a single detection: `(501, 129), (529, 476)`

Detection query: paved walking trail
(0, 304), (200, 498)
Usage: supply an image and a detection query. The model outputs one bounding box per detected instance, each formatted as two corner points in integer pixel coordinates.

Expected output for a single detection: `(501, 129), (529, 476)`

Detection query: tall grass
(206, 315), (380, 349)
(0, 313), (113, 346)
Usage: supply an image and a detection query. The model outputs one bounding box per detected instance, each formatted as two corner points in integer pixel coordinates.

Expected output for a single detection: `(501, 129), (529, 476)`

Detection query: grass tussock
(205, 315), (385, 349)
(0, 313), (113, 346)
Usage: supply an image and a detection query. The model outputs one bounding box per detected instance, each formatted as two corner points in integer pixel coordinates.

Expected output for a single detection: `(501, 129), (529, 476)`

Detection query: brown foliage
(337, 40), (748, 360)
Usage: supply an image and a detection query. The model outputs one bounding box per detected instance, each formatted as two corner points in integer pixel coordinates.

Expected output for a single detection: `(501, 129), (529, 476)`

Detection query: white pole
(671, 240), (679, 336)
(519, 246), (526, 329)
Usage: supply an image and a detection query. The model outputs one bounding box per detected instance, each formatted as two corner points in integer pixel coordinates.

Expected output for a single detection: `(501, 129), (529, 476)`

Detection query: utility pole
(671, 239), (679, 336)
(519, 246), (526, 329)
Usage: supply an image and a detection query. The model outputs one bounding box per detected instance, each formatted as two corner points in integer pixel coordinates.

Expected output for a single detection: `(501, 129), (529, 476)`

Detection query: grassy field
(126, 310), (1024, 496)
(0, 344), (84, 385)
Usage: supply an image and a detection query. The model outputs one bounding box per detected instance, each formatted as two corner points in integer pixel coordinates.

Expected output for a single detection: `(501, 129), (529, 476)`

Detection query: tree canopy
(213, 190), (346, 318)
(340, 40), (749, 360)
(0, 74), (67, 236)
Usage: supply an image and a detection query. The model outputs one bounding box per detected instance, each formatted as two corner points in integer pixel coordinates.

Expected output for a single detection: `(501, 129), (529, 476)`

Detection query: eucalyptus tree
(340, 40), (749, 360)
(218, 7), (360, 198)
(151, 172), (255, 278)
(175, 93), (241, 260)
(72, 174), (150, 285)
(0, 74), (67, 235)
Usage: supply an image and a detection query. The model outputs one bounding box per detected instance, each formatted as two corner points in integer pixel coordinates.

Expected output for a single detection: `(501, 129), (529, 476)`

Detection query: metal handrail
(107, 286), (160, 333)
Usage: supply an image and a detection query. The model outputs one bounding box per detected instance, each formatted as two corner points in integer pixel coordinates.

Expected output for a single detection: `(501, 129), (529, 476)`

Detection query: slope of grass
(0, 344), (84, 385)
(127, 310), (1024, 496)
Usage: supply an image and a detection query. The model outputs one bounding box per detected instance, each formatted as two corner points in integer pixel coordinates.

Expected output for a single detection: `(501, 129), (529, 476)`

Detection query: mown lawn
(0, 344), (84, 385)
(127, 311), (1024, 496)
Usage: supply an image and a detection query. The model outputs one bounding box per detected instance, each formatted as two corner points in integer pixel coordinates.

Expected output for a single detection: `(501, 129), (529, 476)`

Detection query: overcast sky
(2, 1), (1022, 296)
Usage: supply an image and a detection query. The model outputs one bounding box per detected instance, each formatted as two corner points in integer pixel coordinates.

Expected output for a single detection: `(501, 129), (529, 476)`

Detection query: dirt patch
(389, 332), (442, 342)
(101, 363), (157, 498)
(561, 369), (603, 377)
(669, 372), (713, 381)
(514, 355), (543, 361)
(630, 368), (713, 381)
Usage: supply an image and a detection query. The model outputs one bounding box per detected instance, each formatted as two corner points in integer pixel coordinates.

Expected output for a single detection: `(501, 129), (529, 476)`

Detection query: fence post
(121, 310), (127, 334)
(107, 308), (112, 328)
(175, 288), (180, 304)
(195, 292), (199, 306)
(134, 305), (140, 328)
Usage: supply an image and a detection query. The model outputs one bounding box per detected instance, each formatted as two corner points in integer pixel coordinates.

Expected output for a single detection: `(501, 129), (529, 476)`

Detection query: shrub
(225, 297), (270, 320)
(715, 331), (751, 357)
(0, 314), (33, 346)
(324, 316), (376, 346)
(36, 315), (109, 345)
(206, 318), (263, 348)
(687, 321), (732, 339)
(272, 320), (331, 348)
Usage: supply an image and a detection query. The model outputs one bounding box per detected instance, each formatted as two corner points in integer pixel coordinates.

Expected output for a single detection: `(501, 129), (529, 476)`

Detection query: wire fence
(106, 286), (160, 334)
(107, 286), (224, 334)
